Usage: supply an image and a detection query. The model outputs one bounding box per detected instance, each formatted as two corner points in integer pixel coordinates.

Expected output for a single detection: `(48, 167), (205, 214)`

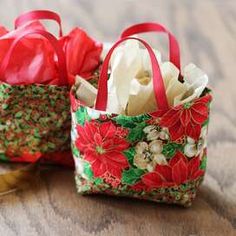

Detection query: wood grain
(0, 0), (236, 235)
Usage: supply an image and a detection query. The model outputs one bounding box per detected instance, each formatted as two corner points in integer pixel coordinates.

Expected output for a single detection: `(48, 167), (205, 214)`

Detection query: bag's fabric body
(71, 91), (212, 206)
(0, 83), (72, 166)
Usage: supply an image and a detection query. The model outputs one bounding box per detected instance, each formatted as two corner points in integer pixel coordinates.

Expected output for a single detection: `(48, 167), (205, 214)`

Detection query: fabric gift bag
(71, 22), (212, 206)
(0, 29), (72, 166)
(0, 10), (103, 195)
(0, 10), (103, 168)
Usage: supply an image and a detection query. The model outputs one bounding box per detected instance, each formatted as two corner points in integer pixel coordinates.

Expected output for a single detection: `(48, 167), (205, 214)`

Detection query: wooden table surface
(0, 0), (235, 235)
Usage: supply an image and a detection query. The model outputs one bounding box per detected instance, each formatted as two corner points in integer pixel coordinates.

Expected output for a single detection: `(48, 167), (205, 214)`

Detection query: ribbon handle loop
(95, 37), (169, 111)
(15, 10), (63, 37)
(120, 22), (181, 71)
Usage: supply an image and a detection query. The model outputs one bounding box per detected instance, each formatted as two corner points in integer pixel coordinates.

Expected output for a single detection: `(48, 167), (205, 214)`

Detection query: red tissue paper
(0, 21), (102, 86)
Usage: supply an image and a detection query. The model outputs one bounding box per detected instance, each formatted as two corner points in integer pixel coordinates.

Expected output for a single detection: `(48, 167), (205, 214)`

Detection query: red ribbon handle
(120, 22), (181, 71)
(95, 37), (169, 111)
(0, 29), (68, 85)
(15, 10), (63, 37)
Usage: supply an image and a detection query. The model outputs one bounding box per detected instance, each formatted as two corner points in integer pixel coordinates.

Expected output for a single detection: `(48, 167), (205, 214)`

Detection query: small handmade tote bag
(0, 29), (72, 166)
(71, 24), (212, 206)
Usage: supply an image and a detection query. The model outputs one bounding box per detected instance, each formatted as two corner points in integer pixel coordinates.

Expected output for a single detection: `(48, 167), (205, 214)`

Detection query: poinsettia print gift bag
(71, 32), (212, 206)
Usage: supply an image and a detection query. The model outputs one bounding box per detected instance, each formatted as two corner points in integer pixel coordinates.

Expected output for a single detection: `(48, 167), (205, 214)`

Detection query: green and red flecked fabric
(70, 90), (212, 207)
(0, 83), (73, 167)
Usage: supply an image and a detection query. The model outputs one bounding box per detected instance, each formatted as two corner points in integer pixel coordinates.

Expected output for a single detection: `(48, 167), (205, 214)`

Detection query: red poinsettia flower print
(76, 121), (130, 179)
(159, 95), (212, 141)
(137, 152), (204, 191)
(168, 152), (204, 184)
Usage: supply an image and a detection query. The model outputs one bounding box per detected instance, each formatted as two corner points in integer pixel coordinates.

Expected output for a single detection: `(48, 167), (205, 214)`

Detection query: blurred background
(0, 1), (235, 235)
(0, 0), (234, 88)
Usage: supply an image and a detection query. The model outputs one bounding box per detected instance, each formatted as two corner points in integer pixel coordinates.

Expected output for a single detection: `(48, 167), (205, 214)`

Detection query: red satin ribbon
(120, 22), (181, 71)
(95, 37), (169, 111)
(15, 10), (63, 37)
(0, 29), (68, 85)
